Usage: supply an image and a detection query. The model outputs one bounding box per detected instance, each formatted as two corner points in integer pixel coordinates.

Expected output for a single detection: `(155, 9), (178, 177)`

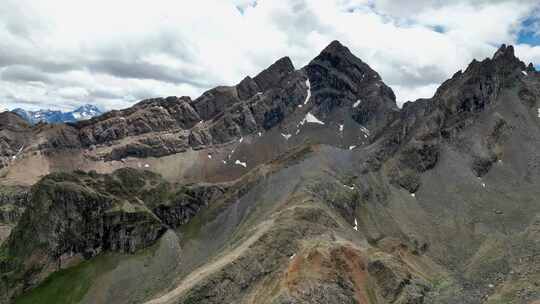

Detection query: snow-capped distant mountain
(12, 104), (103, 124)
(71, 104), (102, 120)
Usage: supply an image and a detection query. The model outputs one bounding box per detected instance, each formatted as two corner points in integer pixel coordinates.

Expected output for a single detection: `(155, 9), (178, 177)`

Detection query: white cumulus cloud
(0, 0), (538, 111)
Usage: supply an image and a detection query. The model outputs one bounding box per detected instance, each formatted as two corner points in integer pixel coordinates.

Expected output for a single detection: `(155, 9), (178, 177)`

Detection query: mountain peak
(72, 104), (102, 120)
(308, 40), (392, 97)
(452, 43), (526, 81)
(253, 56), (295, 91)
(492, 43), (515, 60)
(490, 43), (525, 71)
(305, 40), (397, 136)
(0, 111), (30, 129)
(74, 104), (100, 112)
(11, 104), (103, 124)
(322, 40), (348, 52)
(316, 40), (359, 62)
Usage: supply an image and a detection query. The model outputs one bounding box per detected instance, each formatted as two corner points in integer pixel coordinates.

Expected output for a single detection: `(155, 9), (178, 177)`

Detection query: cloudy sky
(0, 0), (539, 111)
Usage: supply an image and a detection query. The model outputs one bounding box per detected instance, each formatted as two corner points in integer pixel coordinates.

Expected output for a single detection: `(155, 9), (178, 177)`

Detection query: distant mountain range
(11, 104), (102, 124)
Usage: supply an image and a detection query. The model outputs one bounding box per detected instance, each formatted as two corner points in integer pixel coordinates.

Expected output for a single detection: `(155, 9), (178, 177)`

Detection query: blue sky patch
(518, 15), (540, 46)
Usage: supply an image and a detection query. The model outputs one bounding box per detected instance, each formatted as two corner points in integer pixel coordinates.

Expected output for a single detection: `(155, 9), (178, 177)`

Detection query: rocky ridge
(0, 41), (539, 304)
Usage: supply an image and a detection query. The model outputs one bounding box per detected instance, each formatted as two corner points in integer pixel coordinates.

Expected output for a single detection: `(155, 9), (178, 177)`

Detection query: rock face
(0, 186), (29, 224)
(434, 44), (525, 125)
(149, 184), (226, 228)
(253, 56), (295, 91)
(306, 41), (398, 134)
(66, 57), (297, 153)
(76, 96), (200, 146)
(0, 168), (241, 302)
(0, 112), (31, 169)
(0, 169), (167, 301)
(0, 41), (400, 170)
(1, 41), (540, 304)
(367, 252), (430, 303)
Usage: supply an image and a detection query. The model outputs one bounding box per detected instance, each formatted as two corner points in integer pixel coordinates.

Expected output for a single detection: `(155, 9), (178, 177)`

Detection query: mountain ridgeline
(0, 42), (539, 304)
(11, 104), (103, 125)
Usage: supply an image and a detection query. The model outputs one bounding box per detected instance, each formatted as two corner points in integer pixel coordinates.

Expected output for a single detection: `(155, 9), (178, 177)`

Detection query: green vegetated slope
(14, 255), (116, 304)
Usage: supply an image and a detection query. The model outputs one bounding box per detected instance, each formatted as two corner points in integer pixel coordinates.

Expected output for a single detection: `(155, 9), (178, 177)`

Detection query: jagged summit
(305, 40), (397, 136)
(319, 40), (351, 54)
(492, 43), (517, 60)
(253, 56), (295, 91)
(434, 43), (532, 109)
(309, 40), (381, 78)
(460, 43), (526, 75)
(490, 43), (527, 71)
(307, 40), (394, 100)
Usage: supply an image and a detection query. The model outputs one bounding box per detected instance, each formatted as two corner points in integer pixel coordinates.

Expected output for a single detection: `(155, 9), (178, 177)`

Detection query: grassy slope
(14, 255), (118, 304)
(12, 229), (181, 304)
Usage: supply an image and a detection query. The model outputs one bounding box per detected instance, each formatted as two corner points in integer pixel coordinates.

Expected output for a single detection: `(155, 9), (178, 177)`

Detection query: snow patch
(411, 193), (416, 198)
(290, 254), (296, 260)
(239, 137), (244, 143)
(223, 160), (227, 164)
(144, 164), (150, 168)
(281, 133), (292, 140)
(522, 71), (528, 76)
(353, 218), (358, 231)
(353, 100), (361, 108)
(235, 160), (247, 168)
(349, 145), (356, 150)
(208, 154), (212, 159)
(258, 132), (262, 137)
(304, 79), (311, 105)
(305, 113), (325, 125)
(227, 149), (235, 159)
(481, 183), (486, 188)
(537, 108), (540, 118)
(359, 126), (370, 136)
(339, 124), (344, 132)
